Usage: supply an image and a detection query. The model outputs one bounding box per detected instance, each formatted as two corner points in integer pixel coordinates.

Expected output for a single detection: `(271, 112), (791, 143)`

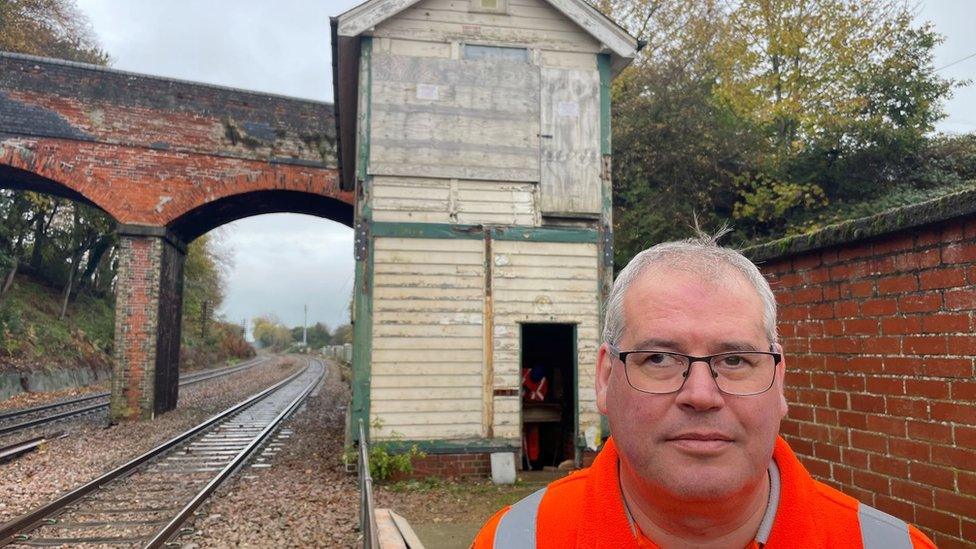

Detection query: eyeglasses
(609, 347), (781, 396)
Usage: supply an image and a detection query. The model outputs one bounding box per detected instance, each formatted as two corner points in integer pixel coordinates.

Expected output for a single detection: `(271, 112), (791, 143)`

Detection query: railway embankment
(0, 275), (114, 401)
(0, 273), (254, 403)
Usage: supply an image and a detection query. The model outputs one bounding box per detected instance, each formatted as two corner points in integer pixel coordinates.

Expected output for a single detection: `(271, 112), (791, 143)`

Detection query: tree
(252, 314), (293, 350)
(599, 0), (960, 256)
(607, 0), (760, 262)
(331, 323), (353, 345)
(0, 0), (109, 64)
(0, 0), (115, 304)
(308, 322), (332, 348)
(182, 234), (228, 339)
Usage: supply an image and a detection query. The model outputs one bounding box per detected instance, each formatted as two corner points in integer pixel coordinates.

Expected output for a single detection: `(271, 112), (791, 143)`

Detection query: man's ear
(773, 342), (788, 419)
(596, 342), (613, 415)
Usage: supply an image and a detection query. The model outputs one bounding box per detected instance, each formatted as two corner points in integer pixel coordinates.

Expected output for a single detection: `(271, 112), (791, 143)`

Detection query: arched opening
(167, 190), (354, 244)
(209, 212), (353, 348)
(161, 191), (354, 414)
(0, 164), (119, 398)
(0, 164), (108, 215)
(143, 190), (354, 413)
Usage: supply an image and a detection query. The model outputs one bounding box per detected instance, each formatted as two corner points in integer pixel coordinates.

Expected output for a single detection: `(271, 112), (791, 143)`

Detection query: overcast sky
(74, 0), (976, 333)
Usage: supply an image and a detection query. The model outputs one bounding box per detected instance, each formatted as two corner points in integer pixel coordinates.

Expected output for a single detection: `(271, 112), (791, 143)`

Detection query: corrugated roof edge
(742, 183), (976, 263)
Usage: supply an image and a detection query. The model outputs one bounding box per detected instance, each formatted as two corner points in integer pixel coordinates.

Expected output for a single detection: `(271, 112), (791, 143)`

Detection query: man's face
(596, 266), (788, 502)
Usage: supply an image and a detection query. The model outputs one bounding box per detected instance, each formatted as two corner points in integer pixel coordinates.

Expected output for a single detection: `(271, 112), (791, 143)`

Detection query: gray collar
(621, 458), (782, 546)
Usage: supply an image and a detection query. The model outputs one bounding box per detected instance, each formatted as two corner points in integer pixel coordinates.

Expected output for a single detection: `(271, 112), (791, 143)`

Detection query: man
(473, 233), (934, 548)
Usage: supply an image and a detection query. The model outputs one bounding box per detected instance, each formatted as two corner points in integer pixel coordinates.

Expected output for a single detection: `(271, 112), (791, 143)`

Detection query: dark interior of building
(520, 323), (576, 470)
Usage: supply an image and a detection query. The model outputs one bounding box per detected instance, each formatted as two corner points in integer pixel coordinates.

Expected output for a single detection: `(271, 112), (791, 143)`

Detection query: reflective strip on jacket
(471, 437), (935, 549)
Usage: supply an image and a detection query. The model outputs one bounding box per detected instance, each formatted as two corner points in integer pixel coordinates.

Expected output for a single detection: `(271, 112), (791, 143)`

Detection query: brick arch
(168, 189), (354, 243)
(0, 145), (118, 219)
(1, 51), (359, 421)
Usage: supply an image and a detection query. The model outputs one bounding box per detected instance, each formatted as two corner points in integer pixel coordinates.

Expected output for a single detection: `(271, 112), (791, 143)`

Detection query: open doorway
(520, 323), (576, 470)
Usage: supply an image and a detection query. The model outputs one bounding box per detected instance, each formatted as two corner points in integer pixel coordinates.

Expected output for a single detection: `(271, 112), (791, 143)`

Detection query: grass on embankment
(0, 274), (114, 373)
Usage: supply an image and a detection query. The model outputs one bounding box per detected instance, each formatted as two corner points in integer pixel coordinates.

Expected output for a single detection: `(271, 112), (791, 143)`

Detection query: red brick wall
(0, 52), (352, 235)
(405, 453), (492, 480)
(762, 216), (976, 547)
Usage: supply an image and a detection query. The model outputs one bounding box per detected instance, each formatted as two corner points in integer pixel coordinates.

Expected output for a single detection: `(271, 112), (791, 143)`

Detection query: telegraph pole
(302, 304), (308, 347)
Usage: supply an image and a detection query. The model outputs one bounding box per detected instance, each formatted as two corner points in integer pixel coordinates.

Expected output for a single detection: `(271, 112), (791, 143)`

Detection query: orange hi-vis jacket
(472, 436), (935, 549)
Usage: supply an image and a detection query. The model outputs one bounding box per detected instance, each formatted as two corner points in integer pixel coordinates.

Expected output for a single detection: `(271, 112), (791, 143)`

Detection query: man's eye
(648, 353), (667, 364)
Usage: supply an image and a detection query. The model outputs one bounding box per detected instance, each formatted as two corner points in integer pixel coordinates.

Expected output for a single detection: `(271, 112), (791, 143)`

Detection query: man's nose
(674, 360), (725, 411)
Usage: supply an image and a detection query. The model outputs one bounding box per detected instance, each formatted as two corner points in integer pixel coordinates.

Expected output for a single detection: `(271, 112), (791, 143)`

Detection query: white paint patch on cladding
(369, 52), (541, 182)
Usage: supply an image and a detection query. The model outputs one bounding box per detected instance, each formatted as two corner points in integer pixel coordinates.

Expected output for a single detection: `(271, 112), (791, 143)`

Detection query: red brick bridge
(0, 51), (354, 420)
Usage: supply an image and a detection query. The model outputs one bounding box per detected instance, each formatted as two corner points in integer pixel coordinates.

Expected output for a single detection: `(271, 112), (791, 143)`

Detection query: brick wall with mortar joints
(110, 235), (163, 420)
(1, 52), (352, 234)
(1, 53), (353, 423)
(0, 52), (338, 165)
(401, 453), (493, 480)
(0, 137), (349, 228)
(761, 215), (976, 547)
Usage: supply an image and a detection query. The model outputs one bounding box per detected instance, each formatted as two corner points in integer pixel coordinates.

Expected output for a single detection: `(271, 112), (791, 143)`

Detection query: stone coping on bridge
(0, 50), (333, 106)
(742, 184), (976, 263)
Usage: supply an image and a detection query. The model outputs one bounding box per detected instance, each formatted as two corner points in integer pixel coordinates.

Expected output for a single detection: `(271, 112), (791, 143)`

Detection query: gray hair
(602, 227), (778, 347)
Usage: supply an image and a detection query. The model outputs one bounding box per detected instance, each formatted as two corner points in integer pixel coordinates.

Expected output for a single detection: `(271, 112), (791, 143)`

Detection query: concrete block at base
(490, 452), (517, 485)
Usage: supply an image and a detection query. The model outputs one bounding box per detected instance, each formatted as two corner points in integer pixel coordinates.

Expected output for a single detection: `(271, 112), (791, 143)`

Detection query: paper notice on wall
(557, 100), (579, 118)
(585, 424), (600, 450)
(416, 84), (439, 101)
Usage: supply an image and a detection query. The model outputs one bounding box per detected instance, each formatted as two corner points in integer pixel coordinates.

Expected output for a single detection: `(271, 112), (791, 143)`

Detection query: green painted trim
(493, 225), (599, 243)
(350, 236), (373, 442)
(371, 222), (600, 243)
(377, 438), (520, 455)
(372, 222), (484, 240)
(355, 37), (373, 183)
(598, 54), (612, 156)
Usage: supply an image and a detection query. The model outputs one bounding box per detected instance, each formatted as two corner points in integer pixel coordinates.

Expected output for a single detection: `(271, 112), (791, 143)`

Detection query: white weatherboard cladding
(540, 66), (601, 215)
(370, 237), (486, 440)
(371, 176), (538, 225)
(370, 0), (603, 53)
(369, 52), (540, 182)
(490, 240), (600, 440)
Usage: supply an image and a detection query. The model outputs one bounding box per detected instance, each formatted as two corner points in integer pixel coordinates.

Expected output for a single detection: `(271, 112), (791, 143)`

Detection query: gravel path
(0, 356), (300, 523)
(181, 359), (361, 548)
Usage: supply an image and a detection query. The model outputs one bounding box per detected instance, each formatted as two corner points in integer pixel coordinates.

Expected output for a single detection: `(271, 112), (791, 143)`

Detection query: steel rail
(0, 432), (65, 462)
(0, 357), (267, 437)
(0, 357), (262, 422)
(0, 364), (308, 544)
(145, 360), (323, 547)
(0, 400), (106, 437)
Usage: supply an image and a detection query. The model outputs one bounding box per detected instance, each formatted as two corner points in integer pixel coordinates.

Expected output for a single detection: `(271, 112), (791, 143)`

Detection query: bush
(367, 443), (426, 482)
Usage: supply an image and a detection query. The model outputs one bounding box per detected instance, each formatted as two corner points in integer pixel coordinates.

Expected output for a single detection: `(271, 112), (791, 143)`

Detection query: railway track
(0, 357), (269, 440)
(0, 359), (324, 548)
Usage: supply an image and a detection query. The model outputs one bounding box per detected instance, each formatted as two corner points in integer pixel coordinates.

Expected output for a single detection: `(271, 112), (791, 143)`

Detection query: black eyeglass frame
(608, 346), (783, 396)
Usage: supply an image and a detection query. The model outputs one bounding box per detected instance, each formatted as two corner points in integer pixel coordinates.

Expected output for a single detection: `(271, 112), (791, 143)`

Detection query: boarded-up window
(370, 52), (540, 182)
(469, 0), (508, 15)
(540, 67), (601, 216)
(463, 44), (528, 62)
